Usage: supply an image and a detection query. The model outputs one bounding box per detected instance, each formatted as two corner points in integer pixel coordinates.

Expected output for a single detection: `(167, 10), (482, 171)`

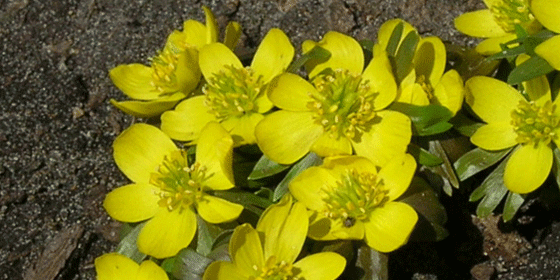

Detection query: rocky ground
(2, 0), (560, 279)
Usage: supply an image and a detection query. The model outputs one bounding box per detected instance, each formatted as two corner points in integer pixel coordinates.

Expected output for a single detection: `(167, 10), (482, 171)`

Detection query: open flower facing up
(203, 195), (346, 280)
(103, 122), (243, 258)
(255, 31), (411, 166)
(465, 75), (559, 193)
(532, 0), (560, 70)
(161, 28), (294, 146)
(95, 253), (168, 280)
(289, 154), (418, 252)
(377, 19), (464, 115)
(109, 7), (241, 118)
(454, 0), (541, 55)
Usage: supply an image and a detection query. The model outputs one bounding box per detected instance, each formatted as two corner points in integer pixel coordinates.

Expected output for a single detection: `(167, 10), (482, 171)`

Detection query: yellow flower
(160, 28), (293, 146)
(465, 75), (558, 193)
(255, 31), (411, 166)
(203, 195), (346, 280)
(377, 19), (464, 115)
(109, 7), (241, 118)
(289, 154), (418, 252)
(95, 253), (168, 280)
(532, 0), (560, 70)
(103, 122), (243, 258)
(454, 0), (541, 55)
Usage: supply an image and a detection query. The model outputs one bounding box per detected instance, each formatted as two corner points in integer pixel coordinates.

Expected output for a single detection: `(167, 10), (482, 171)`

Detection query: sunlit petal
(413, 37), (446, 86)
(504, 143), (553, 193)
(304, 32), (364, 78)
(229, 224), (264, 275)
(196, 122), (235, 190)
(465, 76), (524, 123)
(110, 92), (185, 118)
(310, 133), (353, 158)
(251, 28), (294, 84)
(203, 261), (248, 280)
(362, 48), (397, 110)
(289, 167), (336, 211)
(199, 43), (243, 82)
(95, 253), (139, 280)
(197, 195), (243, 223)
(293, 252), (346, 280)
(267, 73), (317, 111)
(471, 122), (517, 150)
(103, 183), (159, 223)
(432, 70), (464, 115)
(160, 96), (218, 142)
(109, 64), (159, 100)
(136, 260), (169, 280)
(363, 202), (418, 252)
(454, 10), (507, 37)
(535, 35), (560, 70)
(378, 154), (417, 201)
(531, 0), (560, 33)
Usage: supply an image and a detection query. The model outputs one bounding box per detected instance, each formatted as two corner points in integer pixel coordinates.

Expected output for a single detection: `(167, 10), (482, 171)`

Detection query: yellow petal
(523, 74), (551, 105)
(110, 92), (185, 118)
(175, 48), (202, 94)
(289, 167), (336, 211)
(531, 0), (560, 33)
(136, 260), (169, 280)
(203, 261), (248, 280)
(267, 73), (317, 111)
(362, 47), (397, 110)
(109, 64), (159, 100)
(471, 122), (517, 150)
(293, 252), (346, 280)
(160, 96), (217, 142)
(397, 83), (430, 106)
(229, 223), (264, 275)
(199, 43), (243, 82)
(432, 70), (464, 115)
(322, 155), (378, 179)
(465, 76), (524, 123)
(504, 143), (553, 193)
(196, 122), (235, 190)
(378, 154), (417, 201)
(475, 34), (518, 55)
(113, 124), (177, 183)
(413, 37), (446, 87)
(363, 202), (418, 252)
(310, 133), (353, 158)
(202, 6), (219, 44)
(180, 20), (207, 49)
(197, 195), (243, 223)
(138, 208), (197, 259)
(103, 183), (159, 223)
(376, 19), (417, 51)
(454, 10), (508, 37)
(304, 32), (364, 77)
(308, 213), (365, 241)
(535, 35), (560, 70)
(353, 110), (412, 167)
(221, 113), (264, 146)
(95, 253), (138, 280)
(224, 21), (242, 50)
(251, 28), (294, 84)
(255, 111), (324, 164)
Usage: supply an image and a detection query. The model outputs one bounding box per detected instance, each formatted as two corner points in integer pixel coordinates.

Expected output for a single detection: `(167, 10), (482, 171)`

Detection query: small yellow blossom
(103, 122), (243, 258)
(161, 28), (294, 146)
(532, 0), (560, 70)
(454, 0), (541, 55)
(289, 154), (418, 252)
(203, 195), (346, 280)
(95, 253), (168, 280)
(465, 75), (559, 193)
(255, 31), (411, 166)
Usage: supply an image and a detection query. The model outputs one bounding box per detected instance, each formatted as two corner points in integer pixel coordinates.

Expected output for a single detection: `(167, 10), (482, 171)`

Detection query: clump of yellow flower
(109, 7), (241, 118)
(377, 19), (464, 115)
(95, 253), (168, 280)
(465, 75), (559, 193)
(532, 0), (560, 70)
(103, 122), (243, 258)
(454, 0), (541, 55)
(255, 31), (411, 167)
(203, 195), (346, 280)
(289, 154), (418, 252)
(161, 28), (294, 146)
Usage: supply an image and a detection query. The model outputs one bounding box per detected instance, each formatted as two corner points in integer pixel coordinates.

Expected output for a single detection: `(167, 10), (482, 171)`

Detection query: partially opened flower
(161, 28), (294, 145)
(289, 154), (418, 252)
(532, 0), (560, 70)
(377, 19), (464, 115)
(103, 122), (243, 258)
(255, 31), (411, 166)
(95, 253), (168, 280)
(109, 7), (241, 118)
(465, 75), (559, 193)
(454, 0), (541, 55)
(203, 195), (346, 280)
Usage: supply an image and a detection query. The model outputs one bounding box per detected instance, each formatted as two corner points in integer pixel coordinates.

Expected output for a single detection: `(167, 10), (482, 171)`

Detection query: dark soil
(2, 0), (560, 279)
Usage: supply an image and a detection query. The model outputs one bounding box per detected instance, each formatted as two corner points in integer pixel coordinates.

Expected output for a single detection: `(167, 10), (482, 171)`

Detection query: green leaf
(408, 143), (443, 167)
(116, 222), (147, 263)
(487, 44), (526, 61)
(386, 21), (404, 57)
(287, 46), (331, 73)
(389, 102), (453, 136)
(273, 152), (323, 201)
(196, 217), (213, 256)
(507, 55), (554, 84)
(169, 248), (213, 280)
(469, 154), (510, 218)
(427, 140), (460, 196)
(551, 146), (560, 189)
(449, 111), (484, 137)
(355, 244), (389, 280)
(248, 154), (290, 180)
(454, 147), (511, 181)
(502, 191), (525, 222)
(213, 189), (273, 217)
(394, 30), (419, 83)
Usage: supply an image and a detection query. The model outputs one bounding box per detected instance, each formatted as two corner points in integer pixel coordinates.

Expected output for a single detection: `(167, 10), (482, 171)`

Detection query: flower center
(307, 69), (377, 140)
(511, 100), (560, 146)
(203, 65), (265, 121)
(416, 74), (434, 100)
(489, 0), (534, 32)
(321, 169), (388, 226)
(150, 150), (211, 211)
(250, 256), (298, 280)
(150, 47), (182, 94)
